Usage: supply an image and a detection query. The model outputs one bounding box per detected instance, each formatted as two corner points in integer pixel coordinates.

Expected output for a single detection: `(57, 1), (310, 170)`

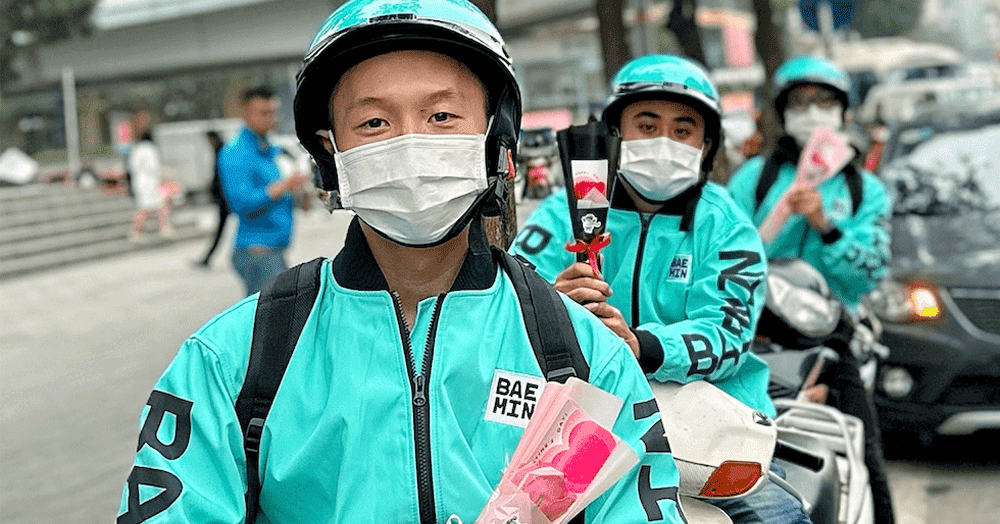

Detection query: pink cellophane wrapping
(475, 377), (639, 524)
(757, 127), (855, 244)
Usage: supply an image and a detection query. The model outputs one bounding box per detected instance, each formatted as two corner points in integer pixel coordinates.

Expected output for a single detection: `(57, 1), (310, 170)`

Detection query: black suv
(870, 108), (1000, 448)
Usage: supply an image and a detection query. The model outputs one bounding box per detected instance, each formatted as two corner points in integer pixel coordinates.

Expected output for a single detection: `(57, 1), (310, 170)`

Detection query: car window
(881, 121), (1000, 215)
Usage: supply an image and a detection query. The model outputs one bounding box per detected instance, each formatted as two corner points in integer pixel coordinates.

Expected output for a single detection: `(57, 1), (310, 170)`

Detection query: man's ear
(702, 137), (713, 159)
(316, 130), (335, 154)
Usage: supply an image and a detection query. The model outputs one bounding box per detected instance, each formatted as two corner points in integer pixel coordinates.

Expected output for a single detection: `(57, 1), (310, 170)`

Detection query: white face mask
(333, 133), (488, 246)
(784, 104), (843, 148)
(618, 136), (703, 202)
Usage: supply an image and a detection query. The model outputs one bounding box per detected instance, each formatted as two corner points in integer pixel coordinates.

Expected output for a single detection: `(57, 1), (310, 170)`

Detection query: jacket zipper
(631, 214), (654, 328)
(391, 291), (448, 524)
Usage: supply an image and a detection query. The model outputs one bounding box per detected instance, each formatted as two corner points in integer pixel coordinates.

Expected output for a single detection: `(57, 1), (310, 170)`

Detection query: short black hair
(241, 86), (276, 103)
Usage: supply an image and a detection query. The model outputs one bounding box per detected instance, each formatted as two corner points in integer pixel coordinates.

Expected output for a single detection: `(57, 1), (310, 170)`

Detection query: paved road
(2, 204), (998, 523)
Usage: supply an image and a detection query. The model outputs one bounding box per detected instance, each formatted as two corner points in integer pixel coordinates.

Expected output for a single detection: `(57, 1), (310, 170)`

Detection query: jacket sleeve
(117, 338), (247, 524)
(642, 216), (768, 386)
(816, 172), (893, 302)
(219, 148), (274, 217)
(566, 300), (684, 524)
(509, 190), (576, 283)
(725, 156), (765, 218)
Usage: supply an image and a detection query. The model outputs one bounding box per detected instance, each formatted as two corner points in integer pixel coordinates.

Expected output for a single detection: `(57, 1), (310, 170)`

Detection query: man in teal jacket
(511, 55), (810, 524)
(116, 1), (683, 523)
(726, 56), (892, 314)
(726, 55), (895, 524)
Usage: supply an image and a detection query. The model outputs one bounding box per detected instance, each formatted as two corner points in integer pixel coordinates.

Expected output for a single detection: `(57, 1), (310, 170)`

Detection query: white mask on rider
(618, 136), (703, 202)
(784, 104), (844, 148)
(333, 133), (488, 246)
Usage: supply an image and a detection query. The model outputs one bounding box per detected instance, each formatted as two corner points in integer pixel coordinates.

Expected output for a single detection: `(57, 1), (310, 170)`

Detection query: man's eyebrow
(632, 111), (661, 120)
(424, 89), (463, 105)
(674, 116), (698, 125)
(344, 96), (386, 113)
(343, 89), (464, 113)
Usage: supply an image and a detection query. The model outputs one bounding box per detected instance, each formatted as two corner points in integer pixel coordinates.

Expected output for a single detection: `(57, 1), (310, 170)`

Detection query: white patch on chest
(484, 370), (546, 428)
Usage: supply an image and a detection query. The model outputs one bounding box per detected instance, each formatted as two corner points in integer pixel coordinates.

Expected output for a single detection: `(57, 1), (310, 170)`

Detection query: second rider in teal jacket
(510, 55), (774, 419)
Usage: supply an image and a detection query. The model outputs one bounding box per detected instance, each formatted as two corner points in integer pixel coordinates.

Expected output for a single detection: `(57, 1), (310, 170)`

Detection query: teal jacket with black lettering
(510, 183), (775, 418)
(726, 147), (892, 313)
(117, 217), (683, 524)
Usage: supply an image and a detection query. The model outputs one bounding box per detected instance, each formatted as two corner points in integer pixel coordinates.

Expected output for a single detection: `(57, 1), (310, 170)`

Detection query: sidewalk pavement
(0, 199), (539, 524)
(0, 207), (352, 524)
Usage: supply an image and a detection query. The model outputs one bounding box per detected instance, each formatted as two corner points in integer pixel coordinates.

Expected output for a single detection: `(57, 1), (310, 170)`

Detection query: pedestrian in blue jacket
(116, 1), (684, 523)
(220, 86), (310, 296)
(511, 54), (811, 524)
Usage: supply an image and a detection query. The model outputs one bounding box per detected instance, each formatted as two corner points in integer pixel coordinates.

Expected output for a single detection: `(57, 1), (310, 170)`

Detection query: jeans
(825, 348), (896, 524)
(232, 245), (288, 296)
(707, 461), (813, 524)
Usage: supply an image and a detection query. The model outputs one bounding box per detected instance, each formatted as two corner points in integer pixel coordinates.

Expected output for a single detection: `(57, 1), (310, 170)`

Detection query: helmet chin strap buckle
(321, 189), (342, 213)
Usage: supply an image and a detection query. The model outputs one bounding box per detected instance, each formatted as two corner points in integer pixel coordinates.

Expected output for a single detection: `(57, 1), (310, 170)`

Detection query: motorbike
(653, 258), (881, 524)
(515, 127), (561, 202)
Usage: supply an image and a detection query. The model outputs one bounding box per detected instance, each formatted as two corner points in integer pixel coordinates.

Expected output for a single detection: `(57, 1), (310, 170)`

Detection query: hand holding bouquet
(758, 127), (855, 244)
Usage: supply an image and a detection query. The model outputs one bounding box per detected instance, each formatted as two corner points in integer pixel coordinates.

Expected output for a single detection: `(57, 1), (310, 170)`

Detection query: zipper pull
(413, 375), (427, 407)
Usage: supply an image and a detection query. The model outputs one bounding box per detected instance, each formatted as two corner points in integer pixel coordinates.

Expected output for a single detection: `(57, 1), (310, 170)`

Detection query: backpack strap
(495, 248), (588, 524)
(754, 140), (797, 214)
(843, 164), (864, 215)
(494, 248), (590, 383)
(235, 257), (325, 524)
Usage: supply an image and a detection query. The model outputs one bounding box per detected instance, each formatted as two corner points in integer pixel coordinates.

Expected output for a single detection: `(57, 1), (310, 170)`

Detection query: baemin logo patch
(667, 254), (692, 282)
(485, 370), (547, 428)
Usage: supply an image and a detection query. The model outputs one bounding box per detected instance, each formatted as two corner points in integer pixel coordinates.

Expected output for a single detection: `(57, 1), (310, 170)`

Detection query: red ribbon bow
(566, 232), (612, 275)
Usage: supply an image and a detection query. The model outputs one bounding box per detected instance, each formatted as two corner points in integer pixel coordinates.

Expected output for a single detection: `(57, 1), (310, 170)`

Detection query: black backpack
(234, 249), (590, 524)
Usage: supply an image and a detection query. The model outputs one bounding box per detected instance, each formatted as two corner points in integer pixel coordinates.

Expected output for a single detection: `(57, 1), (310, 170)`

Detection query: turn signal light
(699, 461), (763, 497)
(909, 285), (941, 320)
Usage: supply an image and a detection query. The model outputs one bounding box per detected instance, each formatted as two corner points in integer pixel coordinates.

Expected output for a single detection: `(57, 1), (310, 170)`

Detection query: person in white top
(127, 131), (175, 241)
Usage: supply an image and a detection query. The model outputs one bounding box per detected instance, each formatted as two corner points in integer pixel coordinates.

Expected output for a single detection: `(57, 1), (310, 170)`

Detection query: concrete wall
(27, 0), (341, 86)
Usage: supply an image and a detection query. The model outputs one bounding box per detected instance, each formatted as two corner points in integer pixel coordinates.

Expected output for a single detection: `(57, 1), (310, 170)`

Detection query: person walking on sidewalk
(219, 86), (309, 295)
(127, 131), (175, 242)
(194, 130), (229, 267)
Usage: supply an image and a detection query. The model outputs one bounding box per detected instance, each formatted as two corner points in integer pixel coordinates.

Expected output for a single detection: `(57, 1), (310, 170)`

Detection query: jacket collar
(610, 181), (704, 231)
(332, 216), (497, 292)
(239, 127), (272, 156)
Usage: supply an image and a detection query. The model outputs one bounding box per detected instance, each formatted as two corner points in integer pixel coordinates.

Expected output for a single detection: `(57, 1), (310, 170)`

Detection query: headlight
(880, 366), (914, 398)
(909, 285), (941, 319)
(767, 274), (842, 338)
(870, 280), (943, 322)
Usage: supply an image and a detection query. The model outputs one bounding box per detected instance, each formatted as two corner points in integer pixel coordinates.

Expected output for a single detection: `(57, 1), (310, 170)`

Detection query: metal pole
(637, 0), (650, 55)
(61, 66), (81, 177)
(818, 1), (835, 59)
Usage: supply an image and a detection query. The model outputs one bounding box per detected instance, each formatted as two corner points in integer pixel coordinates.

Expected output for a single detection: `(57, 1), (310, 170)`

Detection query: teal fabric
(773, 55), (850, 101)
(510, 185), (775, 418)
(118, 259), (683, 523)
(610, 54), (719, 101)
(218, 127), (295, 250)
(309, 0), (502, 50)
(727, 156), (892, 312)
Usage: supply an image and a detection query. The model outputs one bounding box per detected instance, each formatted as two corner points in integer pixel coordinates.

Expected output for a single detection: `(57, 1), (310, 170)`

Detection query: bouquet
(757, 126), (855, 244)
(557, 118), (619, 274)
(474, 377), (638, 524)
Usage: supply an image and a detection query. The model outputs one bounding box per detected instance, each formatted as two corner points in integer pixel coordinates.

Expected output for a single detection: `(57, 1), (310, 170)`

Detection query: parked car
(868, 108), (1000, 449)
